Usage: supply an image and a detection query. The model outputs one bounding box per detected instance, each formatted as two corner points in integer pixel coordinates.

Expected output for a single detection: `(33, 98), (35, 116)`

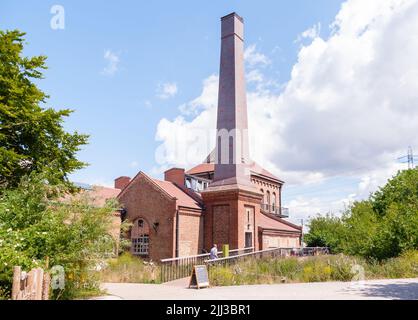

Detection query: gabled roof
(249, 162), (284, 184)
(186, 161), (283, 184)
(261, 211), (303, 231)
(88, 186), (121, 206)
(117, 171), (202, 210)
(152, 178), (202, 210)
(186, 163), (215, 175)
(61, 185), (120, 209)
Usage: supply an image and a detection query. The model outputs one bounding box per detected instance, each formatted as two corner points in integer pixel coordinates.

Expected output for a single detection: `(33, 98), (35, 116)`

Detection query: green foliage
(303, 214), (345, 252)
(99, 252), (160, 284)
(0, 30), (88, 189)
(305, 168), (418, 260)
(0, 173), (118, 299)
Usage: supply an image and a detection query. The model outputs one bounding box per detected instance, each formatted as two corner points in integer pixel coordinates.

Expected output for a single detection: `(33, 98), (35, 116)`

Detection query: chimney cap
(115, 176), (131, 180)
(221, 12), (244, 23)
(164, 167), (185, 173)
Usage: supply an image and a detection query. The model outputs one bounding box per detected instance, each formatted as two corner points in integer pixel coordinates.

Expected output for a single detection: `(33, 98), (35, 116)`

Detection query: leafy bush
(305, 168), (418, 260)
(303, 214), (345, 252)
(0, 173), (118, 299)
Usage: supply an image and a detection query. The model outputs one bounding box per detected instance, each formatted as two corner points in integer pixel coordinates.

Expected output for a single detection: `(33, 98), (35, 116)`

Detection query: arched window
(272, 193), (276, 212)
(131, 218), (149, 256)
(266, 191), (271, 212)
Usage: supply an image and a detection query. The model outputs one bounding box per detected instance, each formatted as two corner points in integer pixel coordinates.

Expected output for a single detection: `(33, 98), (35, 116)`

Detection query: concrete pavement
(94, 278), (418, 300)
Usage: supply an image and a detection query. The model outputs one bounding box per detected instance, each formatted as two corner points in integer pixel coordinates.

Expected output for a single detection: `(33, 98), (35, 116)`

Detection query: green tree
(304, 214), (345, 252)
(305, 168), (418, 260)
(341, 201), (378, 257)
(0, 30), (88, 189)
(0, 172), (118, 299)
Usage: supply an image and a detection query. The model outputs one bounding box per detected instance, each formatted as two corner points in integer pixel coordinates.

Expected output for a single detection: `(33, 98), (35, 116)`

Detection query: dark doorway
(245, 232), (253, 248)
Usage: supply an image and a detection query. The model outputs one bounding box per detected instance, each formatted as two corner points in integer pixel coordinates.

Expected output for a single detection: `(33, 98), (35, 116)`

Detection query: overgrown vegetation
(0, 173), (118, 299)
(99, 253), (161, 284)
(0, 30), (113, 300)
(209, 251), (418, 286)
(305, 168), (418, 260)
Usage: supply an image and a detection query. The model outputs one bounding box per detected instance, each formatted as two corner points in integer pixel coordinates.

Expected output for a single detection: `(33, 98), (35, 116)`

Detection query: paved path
(94, 278), (418, 300)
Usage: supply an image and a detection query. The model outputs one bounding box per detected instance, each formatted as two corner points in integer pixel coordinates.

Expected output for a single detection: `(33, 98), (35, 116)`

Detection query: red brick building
(115, 13), (302, 261)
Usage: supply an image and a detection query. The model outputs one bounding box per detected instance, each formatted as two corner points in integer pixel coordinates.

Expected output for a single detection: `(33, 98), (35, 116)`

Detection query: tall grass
(209, 251), (418, 286)
(99, 253), (161, 284)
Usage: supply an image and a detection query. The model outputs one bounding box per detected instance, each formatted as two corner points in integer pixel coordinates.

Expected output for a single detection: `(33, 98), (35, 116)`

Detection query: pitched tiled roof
(186, 161), (283, 183)
(60, 186), (120, 209)
(152, 178), (202, 210)
(88, 186), (121, 206)
(186, 163), (215, 175)
(249, 162), (284, 183)
(259, 211), (302, 231)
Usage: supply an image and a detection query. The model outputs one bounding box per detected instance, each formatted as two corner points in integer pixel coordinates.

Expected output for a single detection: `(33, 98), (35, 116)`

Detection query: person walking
(209, 244), (218, 260)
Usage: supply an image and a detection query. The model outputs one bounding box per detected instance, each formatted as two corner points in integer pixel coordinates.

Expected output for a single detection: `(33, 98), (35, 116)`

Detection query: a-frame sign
(189, 265), (210, 289)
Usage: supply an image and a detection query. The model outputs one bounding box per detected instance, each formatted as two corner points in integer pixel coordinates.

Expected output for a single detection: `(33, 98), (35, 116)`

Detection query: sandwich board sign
(189, 265), (210, 289)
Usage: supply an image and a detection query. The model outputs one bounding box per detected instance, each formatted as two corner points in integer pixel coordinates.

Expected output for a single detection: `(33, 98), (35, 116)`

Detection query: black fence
(160, 247), (254, 283)
(205, 247), (330, 268)
(160, 247), (329, 283)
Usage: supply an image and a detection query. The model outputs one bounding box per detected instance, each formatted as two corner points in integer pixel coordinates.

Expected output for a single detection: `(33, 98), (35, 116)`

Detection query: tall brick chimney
(164, 168), (185, 186)
(114, 176), (131, 190)
(201, 13), (264, 252)
(212, 12), (252, 188)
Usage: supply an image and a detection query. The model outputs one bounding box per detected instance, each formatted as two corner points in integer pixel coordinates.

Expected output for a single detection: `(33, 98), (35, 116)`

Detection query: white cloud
(102, 50), (120, 76)
(244, 44), (271, 67)
(247, 69), (264, 83)
(286, 161), (407, 222)
(154, 0), (418, 215)
(179, 75), (218, 115)
(296, 23), (321, 42)
(157, 82), (178, 99)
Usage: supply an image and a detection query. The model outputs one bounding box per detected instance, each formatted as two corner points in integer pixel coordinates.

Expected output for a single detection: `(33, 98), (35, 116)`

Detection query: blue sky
(2, 0), (417, 223)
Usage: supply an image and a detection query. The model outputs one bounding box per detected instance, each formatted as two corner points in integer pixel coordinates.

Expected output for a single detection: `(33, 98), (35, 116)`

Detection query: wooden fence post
(27, 269), (35, 300)
(11, 266), (50, 300)
(35, 268), (44, 300)
(11, 266), (21, 300)
(42, 272), (51, 300)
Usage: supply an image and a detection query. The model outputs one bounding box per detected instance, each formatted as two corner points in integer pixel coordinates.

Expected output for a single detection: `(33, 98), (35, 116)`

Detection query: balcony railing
(261, 203), (289, 218)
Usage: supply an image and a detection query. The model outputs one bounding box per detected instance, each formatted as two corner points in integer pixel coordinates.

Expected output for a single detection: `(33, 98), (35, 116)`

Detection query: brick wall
(164, 168), (185, 186)
(178, 210), (204, 256)
(212, 205), (230, 248)
(114, 176), (131, 190)
(118, 173), (177, 261)
(258, 213), (302, 250)
(251, 176), (282, 209)
(202, 187), (263, 251)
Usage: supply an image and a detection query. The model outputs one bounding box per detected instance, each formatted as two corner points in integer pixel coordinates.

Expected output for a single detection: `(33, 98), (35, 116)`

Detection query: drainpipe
(175, 209), (179, 258)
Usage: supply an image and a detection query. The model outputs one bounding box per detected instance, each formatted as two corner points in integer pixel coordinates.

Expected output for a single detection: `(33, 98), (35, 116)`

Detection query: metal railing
(205, 247), (329, 268)
(160, 247), (254, 283)
(261, 203), (289, 218)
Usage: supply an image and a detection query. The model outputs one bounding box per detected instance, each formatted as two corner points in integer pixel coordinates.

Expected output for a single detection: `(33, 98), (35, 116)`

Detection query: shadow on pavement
(354, 281), (418, 300)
